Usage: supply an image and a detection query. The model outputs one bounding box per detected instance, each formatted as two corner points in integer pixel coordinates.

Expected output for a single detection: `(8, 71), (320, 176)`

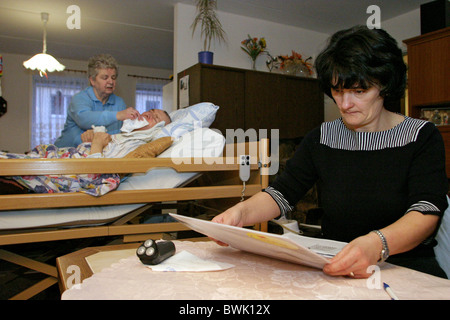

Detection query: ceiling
(0, 0), (430, 70)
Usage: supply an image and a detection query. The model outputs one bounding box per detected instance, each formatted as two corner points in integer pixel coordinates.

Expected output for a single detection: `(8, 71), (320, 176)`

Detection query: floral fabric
(0, 143), (120, 196)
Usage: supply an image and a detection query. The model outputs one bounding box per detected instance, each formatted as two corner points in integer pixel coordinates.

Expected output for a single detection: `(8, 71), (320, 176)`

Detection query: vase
(198, 51), (214, 64)
(297, 64), (311, 77)
(282, 63), (310, 77)
(251, 59), (256, 70)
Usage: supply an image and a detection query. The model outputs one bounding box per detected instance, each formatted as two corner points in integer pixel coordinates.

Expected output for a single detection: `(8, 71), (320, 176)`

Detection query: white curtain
(31, 74), (88, 147)
(134, 78), (169, 113)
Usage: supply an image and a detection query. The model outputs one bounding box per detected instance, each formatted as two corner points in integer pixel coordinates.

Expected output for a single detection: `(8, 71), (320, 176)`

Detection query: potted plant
(191, 0), (227, 64)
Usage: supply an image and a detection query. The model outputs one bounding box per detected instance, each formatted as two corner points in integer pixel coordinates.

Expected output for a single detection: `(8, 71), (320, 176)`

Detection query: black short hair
(314, 25), (406, 111)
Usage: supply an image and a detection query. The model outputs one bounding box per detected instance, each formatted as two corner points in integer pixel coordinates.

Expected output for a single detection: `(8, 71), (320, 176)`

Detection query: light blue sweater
(54, 86), (126, 147)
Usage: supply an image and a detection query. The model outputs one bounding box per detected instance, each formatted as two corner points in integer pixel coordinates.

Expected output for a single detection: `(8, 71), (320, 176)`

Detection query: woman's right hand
(212, 205), (245, 228)
(211, 204), (246, 246)
(210, 192), (281, 246)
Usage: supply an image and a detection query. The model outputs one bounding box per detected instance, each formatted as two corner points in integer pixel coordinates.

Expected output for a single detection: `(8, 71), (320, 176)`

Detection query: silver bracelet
(372, 230), (389, 262)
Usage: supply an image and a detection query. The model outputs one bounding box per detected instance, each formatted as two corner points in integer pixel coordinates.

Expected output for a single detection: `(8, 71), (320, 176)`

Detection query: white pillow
(118, 128), (225, 191)
(155, 102), (219, 139)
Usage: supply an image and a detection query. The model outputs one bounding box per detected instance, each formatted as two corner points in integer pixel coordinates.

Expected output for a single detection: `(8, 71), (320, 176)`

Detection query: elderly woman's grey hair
(87, 54), (119, 79)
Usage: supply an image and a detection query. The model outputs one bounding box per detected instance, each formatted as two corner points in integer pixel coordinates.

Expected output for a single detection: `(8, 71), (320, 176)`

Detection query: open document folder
(169, 213), (347, 269)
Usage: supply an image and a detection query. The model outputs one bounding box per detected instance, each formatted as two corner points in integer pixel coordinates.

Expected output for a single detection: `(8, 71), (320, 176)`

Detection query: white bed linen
(0, 128), (225, 230)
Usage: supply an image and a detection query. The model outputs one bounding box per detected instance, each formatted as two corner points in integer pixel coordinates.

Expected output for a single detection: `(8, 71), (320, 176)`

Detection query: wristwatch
(372, 230), (389, 262)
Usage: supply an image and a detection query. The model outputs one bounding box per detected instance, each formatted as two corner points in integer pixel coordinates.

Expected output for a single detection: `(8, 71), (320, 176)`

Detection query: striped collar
(320, 116), (428, 151)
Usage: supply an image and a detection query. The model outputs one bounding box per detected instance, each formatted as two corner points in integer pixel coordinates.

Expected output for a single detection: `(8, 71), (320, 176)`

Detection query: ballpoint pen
(383, 282), (399, 300)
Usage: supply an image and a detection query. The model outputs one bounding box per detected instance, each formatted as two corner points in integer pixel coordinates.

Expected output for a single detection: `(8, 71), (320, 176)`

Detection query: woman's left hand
(322, 232), (381, 278)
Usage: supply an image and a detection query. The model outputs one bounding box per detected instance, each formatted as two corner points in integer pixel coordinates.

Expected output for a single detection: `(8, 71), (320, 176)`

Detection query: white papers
(169, 213), (347, 269)
(147, 250), (234, 272)
(85, 247), (234, 274)
(281, 233), (346, 258)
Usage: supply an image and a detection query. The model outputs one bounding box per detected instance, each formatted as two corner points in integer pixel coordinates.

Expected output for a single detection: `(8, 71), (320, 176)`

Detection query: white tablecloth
(62, 241), (450, 300)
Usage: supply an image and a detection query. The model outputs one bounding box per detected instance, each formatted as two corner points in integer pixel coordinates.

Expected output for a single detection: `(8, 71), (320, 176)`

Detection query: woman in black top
(212, 25), (448, 278)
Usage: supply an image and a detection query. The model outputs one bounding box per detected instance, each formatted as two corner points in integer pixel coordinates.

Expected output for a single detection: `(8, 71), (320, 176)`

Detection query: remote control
(239, 155), (251, 182)
(136, 239), (176, 265)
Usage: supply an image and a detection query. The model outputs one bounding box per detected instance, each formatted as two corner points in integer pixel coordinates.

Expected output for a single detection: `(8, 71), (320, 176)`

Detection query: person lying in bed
(0, 109), (172, 196)
(81, 108), (171, 158)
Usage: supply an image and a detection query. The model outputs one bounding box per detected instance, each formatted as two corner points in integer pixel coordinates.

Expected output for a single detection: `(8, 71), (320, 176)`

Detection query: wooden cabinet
(177, 63), (324, 139)
(404, 27), (450, 178)
(404, 27), (450, 116)
(439, 126), (450, 178)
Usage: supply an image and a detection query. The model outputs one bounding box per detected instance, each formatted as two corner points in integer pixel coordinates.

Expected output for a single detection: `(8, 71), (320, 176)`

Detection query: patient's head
(138, 109), (171, 130)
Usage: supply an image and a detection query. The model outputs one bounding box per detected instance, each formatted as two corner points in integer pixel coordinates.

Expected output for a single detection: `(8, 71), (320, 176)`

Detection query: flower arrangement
(277, 51), (313, 76)
(241, 35), (266, 69)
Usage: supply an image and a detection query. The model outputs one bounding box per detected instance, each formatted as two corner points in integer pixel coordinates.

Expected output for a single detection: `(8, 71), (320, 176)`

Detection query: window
(31, 75), (169, 148)
(31, 74), (88, 147)
(135, 80), (167, 113)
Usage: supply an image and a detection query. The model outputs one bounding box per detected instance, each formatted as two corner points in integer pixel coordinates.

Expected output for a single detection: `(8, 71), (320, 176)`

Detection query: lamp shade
(23, 12), (65, 77)
(23, 53), (65, 77)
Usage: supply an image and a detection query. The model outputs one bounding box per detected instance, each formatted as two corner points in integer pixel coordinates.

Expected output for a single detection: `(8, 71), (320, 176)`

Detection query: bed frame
(0, 139), (270, 299)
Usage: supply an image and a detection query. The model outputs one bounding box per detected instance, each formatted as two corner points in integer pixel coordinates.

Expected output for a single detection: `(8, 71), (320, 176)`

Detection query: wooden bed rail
(0, 157), (259, 175)
(0, 185), (263, 211)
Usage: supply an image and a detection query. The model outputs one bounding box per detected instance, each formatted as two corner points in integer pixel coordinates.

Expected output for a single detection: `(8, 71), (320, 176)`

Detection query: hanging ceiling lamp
(23, 12), (65, 78)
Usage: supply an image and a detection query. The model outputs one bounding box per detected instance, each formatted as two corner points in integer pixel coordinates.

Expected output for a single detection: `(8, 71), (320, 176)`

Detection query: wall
(174, 3), (331, 77)
(173, 3), (330, 109)
(0, 54), (31, 154)
(0, 52), (171, 153)
(382, 9), (421, 51)
(174, 4), (422, 73)
(173, 4), (422, 125)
